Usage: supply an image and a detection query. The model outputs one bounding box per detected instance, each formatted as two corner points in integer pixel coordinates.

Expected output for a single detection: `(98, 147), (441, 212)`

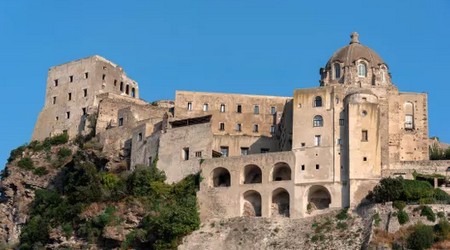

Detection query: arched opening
(125, 85), (130, 95)
(242, 190), (261, 217)
(333, 63), (341, 79)
(313, 115), (323, 127)
(131, 88), (136, 98)
(314, 96), (322, 107)
(308, 185), (331, 211)
(211, 167), (231, 187)
(358, 62), (367, 77)
(243, 164), (262, 184)
(271, 188), (290, 217)
(272, 162), (291, 181)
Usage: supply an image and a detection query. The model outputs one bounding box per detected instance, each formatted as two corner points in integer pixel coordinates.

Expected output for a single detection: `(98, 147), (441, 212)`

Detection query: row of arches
(242, 186), (331, 218)
(211, 162), (291, 187)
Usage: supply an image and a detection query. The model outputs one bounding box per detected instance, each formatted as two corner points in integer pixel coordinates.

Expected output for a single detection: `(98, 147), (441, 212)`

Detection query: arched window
(242, 190), (262, 217)
(404, 102), (414, 130)
(333, 63), (341, 79)
(358, 62), (367, 77)
(243, 164), (262, 184)
(272, 162), (291, 181)
(211, 167), (231, 187)
(313, 115), (323, 127)
(314, 96), (322, 107)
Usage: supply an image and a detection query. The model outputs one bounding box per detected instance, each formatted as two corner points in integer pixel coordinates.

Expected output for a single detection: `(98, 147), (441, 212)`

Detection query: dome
(326, 32), (386, 68)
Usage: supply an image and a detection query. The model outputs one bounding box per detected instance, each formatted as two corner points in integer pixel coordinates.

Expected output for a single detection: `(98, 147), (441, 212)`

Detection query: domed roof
(326, 32), (386, 68)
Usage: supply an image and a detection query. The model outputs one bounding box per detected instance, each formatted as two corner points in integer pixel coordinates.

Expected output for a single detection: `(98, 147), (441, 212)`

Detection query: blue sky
(1, 1), (449, 169)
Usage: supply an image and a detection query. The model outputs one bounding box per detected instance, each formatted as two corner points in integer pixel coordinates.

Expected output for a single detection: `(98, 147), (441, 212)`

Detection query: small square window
(254, 105), (259, 114)
(301, 165), (305, 171)
(363, 157), (367, 161)
(219, 122), (225, 131)
(337, 138), (342, 145)
(195, 151), (202, 158)
(55, 116), (59, 121)
(235, 123), (242, 132)
(316, 164), (320, 170)
(301, 142), (306, 147)
(253, 124), (259, 133)
(220, 146), (229, 157)
(241, 147), (249, 155)
(237, 104), (242, 113)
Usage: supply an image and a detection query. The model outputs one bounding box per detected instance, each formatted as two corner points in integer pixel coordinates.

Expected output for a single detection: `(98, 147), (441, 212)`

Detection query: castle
(33, 33), (444, 220)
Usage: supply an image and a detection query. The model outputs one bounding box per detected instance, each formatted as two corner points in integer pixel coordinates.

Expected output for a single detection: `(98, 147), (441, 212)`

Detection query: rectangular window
(66, 111), (70, 119)
(203, 103), (209, 111)
(301, 165), (305, 171)
(363, 157), (367, 161)
(187, 102), (192, 111)
(241, 147), (249, 155)
(337, 138), (342, 145)
(271, 106), (276, 115)
(235, 123), (242, 132)
(195, 151), (202, 158)
(261, 148), (270, 153)
(183, 148), (189, 160)
(54, 79), (58, 86)
(83, 89), (87, 97)
(55, 116), (59, 121)
(253, 124), (259, 133)
(148, 157), (153, 166)
(270, 125), (276, 134)
(114, 79), (117, 86)
(52, 96), (56, 104)
(314, 135), (321, 146)
(220, 146), (229, 157)
(362, 130), (368, 141)
(316, 164), (320, 170)
(84, 72), (89, 79)
(339, 119), (344, 126)
(102, 74), (106, 81)
(405, 115), (414, 130)
(219, 122), (225, 131)
(220, 104), (226, 113)
(69, 75), (73, 82)
(68, 93), (72, 101)
(301, 142), (306, 147)
(118, 117), (124, 126)
(82, 107), (87, 115)
(237, 104), (242, 113)
(120, 82), (124, 92)
(138, 133), (143, 141)
(254, 105), (259, 114)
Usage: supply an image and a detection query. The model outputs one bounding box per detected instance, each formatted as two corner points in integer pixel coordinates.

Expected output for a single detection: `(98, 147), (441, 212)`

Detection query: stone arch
(271, 188), (290, 217)
(307, 185), (331, 210)
(243, 164), (262, 184)
(272, 162), (291, 181)
(210, 167), (231, 187)
(242, 190), (262, 217)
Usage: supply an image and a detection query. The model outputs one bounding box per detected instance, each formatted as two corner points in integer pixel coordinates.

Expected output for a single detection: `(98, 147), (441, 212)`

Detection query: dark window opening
(120, 82), (124, 92)
(362, 130), (368, 141)
(254, 105), (259, 114)
(363, 157), (367, 161)
(131, 88), (136, 98)
(52, 96), (56, 104)
(85, 72), (89, 79)
(316, 164), (320, 170)
(69, 75), (73, 82)
(118, 117), (124, 126)
(54, 79), (58, 86)
(138, 133), (143, 141)
(82, 108), (87, 115)
(126, 85), (130, 95)
(68, 93), (72, 101)
(241, 147), (249, 155)
(301, 165), (305, 171)
(66, 112), (70, 119)
(102, 74), (106, 80)
(195, 151), (202, 158)
(83, 89), (87, 97)
(114, 79), (117, 86)
(314, 96), (322, 107)
(253, 124), (259, 133)
(148, 157), (153, 166)
(271, 106), (276, 115)
(55, 116), (59, 121)
(244, 165), (262, 184)
(219, 122), (225, 131)
(237, 104), (242, 113)
(220, 146), (229, 157)
(261, 148), (270, 153)
(212, 167), (231, 187)
(235, 123), (242, 132)
(183, 147), (189, 160)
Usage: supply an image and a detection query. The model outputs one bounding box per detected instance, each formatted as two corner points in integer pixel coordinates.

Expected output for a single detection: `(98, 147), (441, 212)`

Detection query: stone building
(32, 32), (437, 221)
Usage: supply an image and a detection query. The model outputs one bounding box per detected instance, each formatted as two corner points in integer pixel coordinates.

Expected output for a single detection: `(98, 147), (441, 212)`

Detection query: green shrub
(434, 188), (450, 203)
(57, 147), (72, 160)
(420, 206), (436, 222)
(373, 213), (381, 227)
(336, 208), (349, 220)
(407, 224), (434, 250)
(62, 223), (73, 238)
(17, 157), (34, 170)
(336, 222), (348, 230)
(437, 211), (445, 218)
(28, 140), (45, 152)
(368, 177), (404, 203)
(402, 179), (434, 202)
(47, 132), (69, 145)
(397, 210), (409, 225)
(434, 219), (450, 241)
(8, 144), (27, 163)
(393, 200), (406, 210)
(33, 167), (49, 176)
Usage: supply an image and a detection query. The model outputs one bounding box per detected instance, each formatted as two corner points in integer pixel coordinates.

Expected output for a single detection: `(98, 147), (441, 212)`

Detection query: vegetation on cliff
(4, 132), (200, 250)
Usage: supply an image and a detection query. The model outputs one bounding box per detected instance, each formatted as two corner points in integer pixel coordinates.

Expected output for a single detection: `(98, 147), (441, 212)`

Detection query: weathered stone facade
(32, 32), (434, 221)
